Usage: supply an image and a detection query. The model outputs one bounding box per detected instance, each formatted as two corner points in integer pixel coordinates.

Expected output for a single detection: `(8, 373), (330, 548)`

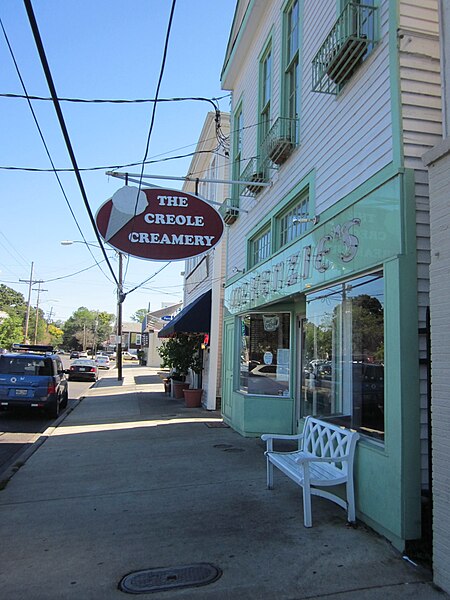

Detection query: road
(0, 356), (114, 478)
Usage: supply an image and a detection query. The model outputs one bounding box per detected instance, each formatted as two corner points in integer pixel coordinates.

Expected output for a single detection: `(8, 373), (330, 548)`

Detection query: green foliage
(0, 285), (27, 347)
(130, 308), (148, 323)
(157, 333), (204, 375)
(0, 314), (23, 349)
(62, 307), (115, 350)
(0, 285), (27, 316)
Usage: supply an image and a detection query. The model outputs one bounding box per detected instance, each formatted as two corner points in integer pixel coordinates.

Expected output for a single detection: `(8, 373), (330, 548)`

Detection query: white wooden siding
(225, 0), (393, 274)
(427, 148), (450, 593)
(399, 0), (441, 489)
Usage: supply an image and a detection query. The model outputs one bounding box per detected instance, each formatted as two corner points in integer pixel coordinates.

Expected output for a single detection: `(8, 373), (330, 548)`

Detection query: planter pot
(183, 388), (203, 408)
(173, 381), (190, 399)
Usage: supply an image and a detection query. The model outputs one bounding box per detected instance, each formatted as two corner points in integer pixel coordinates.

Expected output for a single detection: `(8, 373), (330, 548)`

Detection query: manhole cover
(119, 563), (222, 594)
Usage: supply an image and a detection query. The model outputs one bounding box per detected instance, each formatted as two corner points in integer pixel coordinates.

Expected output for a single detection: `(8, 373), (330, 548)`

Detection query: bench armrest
(293, 454), (350, 464)
(261, 432), (304, 452)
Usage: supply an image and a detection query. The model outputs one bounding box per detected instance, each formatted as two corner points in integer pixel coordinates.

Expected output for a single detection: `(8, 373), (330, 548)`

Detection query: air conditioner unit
(268, 138), (294, 165)
(222, 208), (238, 225)
(325, 36), (367, 84)
(246, 172), (266, 195)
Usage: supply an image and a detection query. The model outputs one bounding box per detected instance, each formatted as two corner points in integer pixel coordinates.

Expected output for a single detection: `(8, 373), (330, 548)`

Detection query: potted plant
(157, 333), (204, 401)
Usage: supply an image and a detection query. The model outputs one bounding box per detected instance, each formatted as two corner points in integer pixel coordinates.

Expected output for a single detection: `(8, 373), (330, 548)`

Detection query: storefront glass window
(239, 313), (290, 396)
(301, 272), (384, 439)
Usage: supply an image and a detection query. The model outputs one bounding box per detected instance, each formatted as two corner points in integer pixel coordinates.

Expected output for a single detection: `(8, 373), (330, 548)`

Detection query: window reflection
(240, 313), (290, 396)
(301, 272), (384, 439)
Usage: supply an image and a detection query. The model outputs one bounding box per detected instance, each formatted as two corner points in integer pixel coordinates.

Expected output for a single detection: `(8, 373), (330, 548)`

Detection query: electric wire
(0, 15), (114, 286)
(23, 0), (119, 289)
(123, 0), (177, 284)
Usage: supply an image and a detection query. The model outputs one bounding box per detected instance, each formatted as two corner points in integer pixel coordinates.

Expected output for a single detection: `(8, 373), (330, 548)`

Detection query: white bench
(261, 416), (360, 527)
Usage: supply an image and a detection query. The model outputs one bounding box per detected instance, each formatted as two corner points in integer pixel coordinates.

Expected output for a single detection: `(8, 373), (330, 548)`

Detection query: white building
(159, 111), (230, 410)
(423, 0), (450, 592)
(220, 0), (441, 552)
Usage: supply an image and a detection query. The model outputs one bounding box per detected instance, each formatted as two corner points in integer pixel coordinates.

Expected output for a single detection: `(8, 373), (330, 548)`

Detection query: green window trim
(282, 0), (300, 144)
(258, 38), (273, 168)
(231, 101), (244, 209)
(249, 226), (272, 269)
(277, 190), (311, 249)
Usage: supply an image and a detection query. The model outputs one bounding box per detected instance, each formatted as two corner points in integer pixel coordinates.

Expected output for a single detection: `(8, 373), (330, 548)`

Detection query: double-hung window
(259, 44), (272, 148)
(284, 0), (299, 143)
(250, 227), (271, 268)
(232, 105), (243, 204)
(278, 192), (310, 248)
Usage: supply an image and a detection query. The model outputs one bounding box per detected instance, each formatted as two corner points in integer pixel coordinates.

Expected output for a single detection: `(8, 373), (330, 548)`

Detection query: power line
(0, 92), (230, 105)
(124, 0), (177, 284)
(23, 0), (119, 289)
(0, 14), (112, 285)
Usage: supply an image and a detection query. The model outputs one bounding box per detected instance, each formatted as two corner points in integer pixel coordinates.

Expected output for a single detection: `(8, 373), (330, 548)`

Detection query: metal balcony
(239, 158), (268, 196)
(312, 2), (378, 95)
(219, 198), (239, 225)
(261, 116), (297, 168)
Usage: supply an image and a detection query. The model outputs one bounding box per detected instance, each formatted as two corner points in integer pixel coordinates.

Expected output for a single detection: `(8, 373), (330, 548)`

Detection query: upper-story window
(259, 44), (272, 146)
(278, 192), (310, 248)
(233, 105), (243, 178)
(250, 227), (272, 267)
(284, 0), (299, 143)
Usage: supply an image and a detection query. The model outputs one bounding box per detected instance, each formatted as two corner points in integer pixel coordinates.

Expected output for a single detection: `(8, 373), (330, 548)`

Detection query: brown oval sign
(95, 186), (225, 261)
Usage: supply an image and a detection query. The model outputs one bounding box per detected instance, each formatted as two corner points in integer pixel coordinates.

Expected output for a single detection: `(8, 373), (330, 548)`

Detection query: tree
(0, 314), (23, 349)
(130, 308), (148, 323)
(62, 307), (115, 350)
(0, 285), (27, 316)
(0, 285), (27, 346)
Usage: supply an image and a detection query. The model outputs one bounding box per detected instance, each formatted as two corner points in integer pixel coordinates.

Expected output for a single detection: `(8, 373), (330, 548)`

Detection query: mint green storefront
(222, 166), (421, 549)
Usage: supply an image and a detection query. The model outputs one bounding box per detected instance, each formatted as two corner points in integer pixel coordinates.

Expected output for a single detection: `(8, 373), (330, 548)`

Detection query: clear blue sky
(0, 0), (235, 322)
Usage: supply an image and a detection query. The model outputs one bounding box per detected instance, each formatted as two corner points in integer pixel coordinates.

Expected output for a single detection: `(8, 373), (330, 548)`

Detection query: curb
(0, 396), (83, 489)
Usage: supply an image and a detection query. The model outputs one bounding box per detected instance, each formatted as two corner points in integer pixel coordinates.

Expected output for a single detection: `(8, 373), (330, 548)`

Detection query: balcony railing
(261, 116), (297, 167)
(312, 2), (378, 95)
(239, 158), (268, 196)
(219, 197), (239, 225)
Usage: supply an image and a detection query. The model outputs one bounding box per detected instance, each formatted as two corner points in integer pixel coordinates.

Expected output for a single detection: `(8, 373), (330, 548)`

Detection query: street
(0, 357), (113, 476)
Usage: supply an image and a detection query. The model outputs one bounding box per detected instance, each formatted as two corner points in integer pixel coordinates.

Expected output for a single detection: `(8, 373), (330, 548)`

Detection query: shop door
(222, 320), (234, 420)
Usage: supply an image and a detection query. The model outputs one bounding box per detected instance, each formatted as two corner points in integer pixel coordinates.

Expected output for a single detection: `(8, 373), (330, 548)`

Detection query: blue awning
(158, 290), (211, 338)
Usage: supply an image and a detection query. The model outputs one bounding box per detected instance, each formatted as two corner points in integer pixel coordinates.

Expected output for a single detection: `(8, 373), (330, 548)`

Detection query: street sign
(161, 316), (172, 321)
(95, 186), (224, 261)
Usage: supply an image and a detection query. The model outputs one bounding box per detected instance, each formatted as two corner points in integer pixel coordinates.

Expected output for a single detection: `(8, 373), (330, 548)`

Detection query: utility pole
(117, 252), (124, 381)
(32, 282), (47, 344)
(19, 262), (43, 343)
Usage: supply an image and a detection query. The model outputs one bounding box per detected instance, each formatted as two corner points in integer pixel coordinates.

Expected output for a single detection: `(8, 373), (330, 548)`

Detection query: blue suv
(0, 344), (69, 418)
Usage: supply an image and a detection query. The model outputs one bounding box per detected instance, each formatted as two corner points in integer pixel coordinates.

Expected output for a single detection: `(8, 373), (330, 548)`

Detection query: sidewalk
(0, 365), (446, 599)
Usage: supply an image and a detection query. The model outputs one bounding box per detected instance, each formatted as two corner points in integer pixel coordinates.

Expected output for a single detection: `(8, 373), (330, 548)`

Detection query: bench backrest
(301, 417), (360, 475)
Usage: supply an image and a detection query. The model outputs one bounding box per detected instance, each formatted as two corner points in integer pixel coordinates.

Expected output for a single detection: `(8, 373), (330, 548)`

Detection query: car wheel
(61, 390), (69, 409)
(48, 398), (60, 419)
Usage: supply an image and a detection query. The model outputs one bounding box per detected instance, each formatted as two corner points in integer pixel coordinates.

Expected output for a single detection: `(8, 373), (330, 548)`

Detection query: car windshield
(0, 356), (53, 376)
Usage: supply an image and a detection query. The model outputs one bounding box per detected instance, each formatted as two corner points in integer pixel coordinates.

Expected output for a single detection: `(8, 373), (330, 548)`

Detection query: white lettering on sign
(144, 213), (204, 226)
(128, 232), (215, 246)
(157, 195), (189, 207)
(229, 218), (361, 311)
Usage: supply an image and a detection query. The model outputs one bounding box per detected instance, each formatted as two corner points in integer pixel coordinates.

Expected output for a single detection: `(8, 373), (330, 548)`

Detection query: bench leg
(302, 466), (312, 527)
(266, 458), (274, 490)
(346, 478), (356, 523)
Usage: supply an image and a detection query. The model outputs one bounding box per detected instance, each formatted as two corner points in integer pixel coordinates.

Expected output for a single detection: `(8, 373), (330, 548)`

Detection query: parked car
(70, 351), (80, 359)
(122, 351), (138, 361)
(0, 344), (68, 417)
(95, 355), (111, 370)
(67, 359), (98, 382)
(78, 351), (89, 358)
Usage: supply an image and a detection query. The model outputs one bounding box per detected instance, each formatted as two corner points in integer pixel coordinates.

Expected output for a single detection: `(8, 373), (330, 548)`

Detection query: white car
(122, 351), (138, 361)
(95, 355), (111, 369)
